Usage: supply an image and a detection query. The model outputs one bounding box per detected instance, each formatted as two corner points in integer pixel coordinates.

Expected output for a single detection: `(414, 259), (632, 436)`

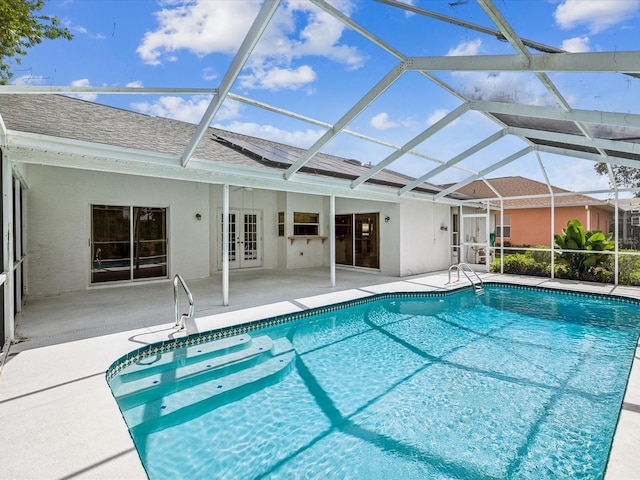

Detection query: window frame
(495, 213), (511, 238)
(293, 212), (319, 236)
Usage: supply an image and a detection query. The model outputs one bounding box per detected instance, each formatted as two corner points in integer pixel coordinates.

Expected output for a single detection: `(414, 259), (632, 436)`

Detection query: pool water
(108, 285), (640, 479)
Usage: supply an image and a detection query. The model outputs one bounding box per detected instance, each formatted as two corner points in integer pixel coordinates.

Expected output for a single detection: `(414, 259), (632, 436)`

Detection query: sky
(7, 0), (640, 199)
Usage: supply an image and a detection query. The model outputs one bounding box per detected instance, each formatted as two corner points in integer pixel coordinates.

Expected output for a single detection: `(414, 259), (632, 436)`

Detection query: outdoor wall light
(195, 213), (202, 221)
(440, 223), (448, 231)
(385, 216), (390, 223)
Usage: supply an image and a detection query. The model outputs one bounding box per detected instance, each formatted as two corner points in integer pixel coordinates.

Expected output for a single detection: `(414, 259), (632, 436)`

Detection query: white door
(219, 209), (262, 269)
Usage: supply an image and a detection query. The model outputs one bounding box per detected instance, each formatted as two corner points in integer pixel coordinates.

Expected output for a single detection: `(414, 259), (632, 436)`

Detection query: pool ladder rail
(447, 263), (484, 293)
(173, 274), (195, 331)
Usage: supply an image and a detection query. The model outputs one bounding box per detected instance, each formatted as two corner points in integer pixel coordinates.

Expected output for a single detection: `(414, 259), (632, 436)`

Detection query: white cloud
(560, 36), (590, 52)
(137, 0), (364, 91)
(238, 65), (316, 91)
(370, 112), (398, 130)
(11, 75), (48, 86)
(137, 1), (259, 65)
(69, 79), (97, 101)
(131, 95), (242, 124)
(215, 121), (324, 149)
(202, 67), (218, 82)
(426, 109), (450, 126)
(446, 39), (482, 57)
(126, 81), (144, 88)
(70, 23), (107, 40)
(554, 0), (640, 33)
(394, 0), (417, 18)
(457, 72), (558, 106)
(282, 1), (365, 70)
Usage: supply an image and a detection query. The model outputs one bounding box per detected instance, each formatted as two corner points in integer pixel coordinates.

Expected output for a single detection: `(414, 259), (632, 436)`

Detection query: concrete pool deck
(0, 268), (639, 479)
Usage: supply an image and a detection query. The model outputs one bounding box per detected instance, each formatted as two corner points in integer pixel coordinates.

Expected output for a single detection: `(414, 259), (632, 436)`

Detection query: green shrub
(554, 263), (574, 279)
(530, 245), (551, 264)
(581, 266), (614, 284)
(618, 251), (640, 286)
(491, 253), (548, 277)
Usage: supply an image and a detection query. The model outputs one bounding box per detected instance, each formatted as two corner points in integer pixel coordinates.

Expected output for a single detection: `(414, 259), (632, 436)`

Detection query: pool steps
(109, 334), (295, 435)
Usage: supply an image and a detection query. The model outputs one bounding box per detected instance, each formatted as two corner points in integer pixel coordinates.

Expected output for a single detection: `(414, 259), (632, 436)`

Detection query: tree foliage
(594, 163), (640, 197)
(0, 0), (73, 84)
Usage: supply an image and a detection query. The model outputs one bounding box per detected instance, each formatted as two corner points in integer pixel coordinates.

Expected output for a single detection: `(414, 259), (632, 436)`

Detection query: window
(495, 214), (511, 238)
(293, 212), (319, 236)
(278, 212), (285, 236)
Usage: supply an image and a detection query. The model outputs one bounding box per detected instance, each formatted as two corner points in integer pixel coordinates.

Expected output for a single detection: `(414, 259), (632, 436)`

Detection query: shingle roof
(0, 94), (450, 196)
(444, 176), (609, 209)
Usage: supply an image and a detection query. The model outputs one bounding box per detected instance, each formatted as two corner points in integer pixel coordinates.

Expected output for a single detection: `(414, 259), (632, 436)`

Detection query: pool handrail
(447, 263), (484, 292)
(173, 274), (194, 331)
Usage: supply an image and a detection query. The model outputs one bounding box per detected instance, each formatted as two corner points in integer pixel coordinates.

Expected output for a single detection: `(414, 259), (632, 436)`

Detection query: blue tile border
(105, 282), (640, 382)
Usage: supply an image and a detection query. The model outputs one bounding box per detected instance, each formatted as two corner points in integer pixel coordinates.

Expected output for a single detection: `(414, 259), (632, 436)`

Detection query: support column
(2, 150), (14, 342)
(614, 192), (619, 285)
(222, 184), (229, 306)
(459, 205), (464, 263)
(329, 195), (335, 287)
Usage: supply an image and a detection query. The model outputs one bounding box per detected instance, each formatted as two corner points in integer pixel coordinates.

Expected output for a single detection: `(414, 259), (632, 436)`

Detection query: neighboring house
(0, 94), (461, 305)
(446, 176), (616, 247)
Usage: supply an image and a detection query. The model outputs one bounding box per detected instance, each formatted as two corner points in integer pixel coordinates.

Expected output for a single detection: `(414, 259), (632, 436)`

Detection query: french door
(91, 205), (168, 283)
(219, 209), (262, 269)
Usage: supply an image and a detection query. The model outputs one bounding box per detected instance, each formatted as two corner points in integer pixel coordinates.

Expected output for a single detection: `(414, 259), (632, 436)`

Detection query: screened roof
(1, 0), (640, 204)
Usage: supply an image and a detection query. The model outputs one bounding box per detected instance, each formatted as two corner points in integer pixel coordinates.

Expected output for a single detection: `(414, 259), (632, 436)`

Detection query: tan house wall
(496, 206), (612, 246)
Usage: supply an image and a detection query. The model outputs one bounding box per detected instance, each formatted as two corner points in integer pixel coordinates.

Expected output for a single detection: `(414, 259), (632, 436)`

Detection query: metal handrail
(173, 274), (194, 331)
(447, 262), (484, 291)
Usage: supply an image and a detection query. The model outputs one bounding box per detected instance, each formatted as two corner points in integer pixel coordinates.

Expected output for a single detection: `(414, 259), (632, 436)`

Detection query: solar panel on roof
(215, 133), (300, 165)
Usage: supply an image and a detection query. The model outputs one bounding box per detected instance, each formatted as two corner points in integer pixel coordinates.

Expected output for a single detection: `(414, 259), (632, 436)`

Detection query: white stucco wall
(335, 198), (400, 276)
(284, 193), (328, 269)
(399, 199), (451, 276)
(26, 165), (210, 297)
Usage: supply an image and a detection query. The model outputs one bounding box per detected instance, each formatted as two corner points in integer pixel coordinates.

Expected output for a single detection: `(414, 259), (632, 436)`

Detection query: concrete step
(112, 334), (254, 385)
(126, 348), (295, 435)
(112, 335), (276, 410)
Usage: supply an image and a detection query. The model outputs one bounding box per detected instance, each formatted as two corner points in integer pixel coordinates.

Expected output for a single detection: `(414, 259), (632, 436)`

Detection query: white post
(329, 195), (335, 287)
(459, 204), (464, 263)
(550, 193), (555, 279)
(614, 192), (619, 285)
(485, 203), (490, 268)
(499, 200), (504, 274)
(2, 150), (14, 342)
(222, 184), (229, 306)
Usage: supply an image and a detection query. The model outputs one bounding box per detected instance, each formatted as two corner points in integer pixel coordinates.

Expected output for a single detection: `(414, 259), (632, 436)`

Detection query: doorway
(335, 213), (379, 269)
(91, 205), (168, 283)
(219, 208), (263, 269)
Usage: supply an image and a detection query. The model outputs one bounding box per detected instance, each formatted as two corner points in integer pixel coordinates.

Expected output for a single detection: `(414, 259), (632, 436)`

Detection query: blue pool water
(108, 285), (640, 479)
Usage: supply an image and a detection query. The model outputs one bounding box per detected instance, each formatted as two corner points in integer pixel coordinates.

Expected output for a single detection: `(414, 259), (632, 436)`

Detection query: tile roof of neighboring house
(442, 176), (612, 209)
(0, 94), (454, 197)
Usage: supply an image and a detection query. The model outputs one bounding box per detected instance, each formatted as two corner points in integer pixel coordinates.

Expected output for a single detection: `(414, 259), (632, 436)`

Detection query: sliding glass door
(91, 205), (167, 283)
(335, 213), (379, 269)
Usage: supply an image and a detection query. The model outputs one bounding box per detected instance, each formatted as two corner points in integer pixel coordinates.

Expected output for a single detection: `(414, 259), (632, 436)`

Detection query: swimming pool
(107, 284), (640, 479)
